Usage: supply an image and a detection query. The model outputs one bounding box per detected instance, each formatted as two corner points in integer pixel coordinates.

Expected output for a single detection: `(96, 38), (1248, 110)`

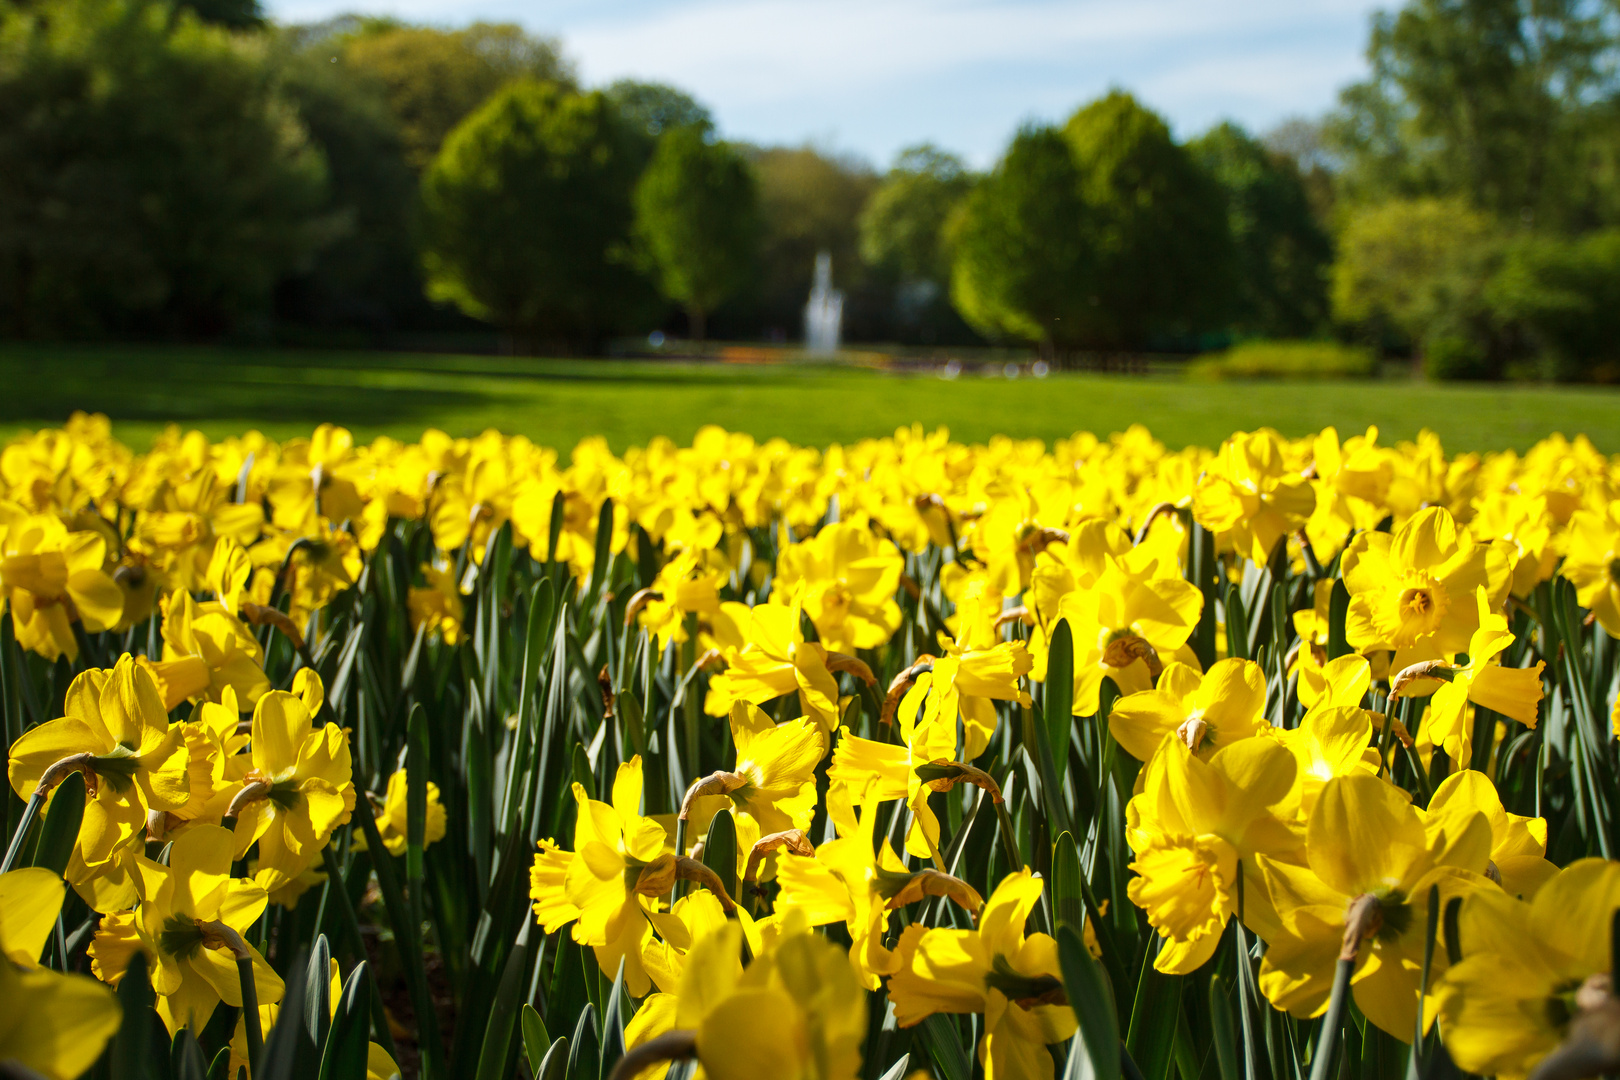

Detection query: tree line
(2, 0), (1618, 378)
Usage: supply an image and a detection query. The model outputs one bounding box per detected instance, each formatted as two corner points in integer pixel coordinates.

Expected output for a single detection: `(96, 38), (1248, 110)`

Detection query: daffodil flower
(0, 867), (122, 1080)
(1422, 769), (1555, 899)
(1432, 859), (1620, 1079)
(771, 519), (904, 653)
(1256, 773), (1494, 1039)
(887, 868), (1077, 1080)
(635, 547), (726, 649)
(774, 791), (981, 988)
(1561, 499), (1620, 638)
(704, 593), (875, 731)
(1397, 587), (1544, 765)
(1342, 506), (1512, 668)
(89, 824), (284, 1035)
(0, 512), (125, 661)
(407, 560), (466, 644)
(371, 767), (448, 857)
(1109, 658), (1268, 762)
(8, 654), (189, 869)
(1126, 736), (1303, 972)
(680, 703), (826, 841)
(222, 673), (356, 889)
(1192, 428), (1317, 564)
(140, 589), (270, 710)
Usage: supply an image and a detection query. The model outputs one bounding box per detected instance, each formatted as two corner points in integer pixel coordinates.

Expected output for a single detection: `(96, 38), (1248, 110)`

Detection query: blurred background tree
(419, 81), (645, 353)
(634, 127), (761, 342)
(859, 145), (978, 344)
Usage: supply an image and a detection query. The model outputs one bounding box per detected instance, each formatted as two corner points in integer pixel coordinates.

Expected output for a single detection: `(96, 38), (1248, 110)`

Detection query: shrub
(1188, 339), (1378, 379)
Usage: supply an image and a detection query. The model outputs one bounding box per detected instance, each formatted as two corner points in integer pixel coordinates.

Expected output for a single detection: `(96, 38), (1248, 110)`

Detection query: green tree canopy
(1060, 91), (1234, 347)
(1329, 0), (1619, 229)
(1189, 122), (1333, 338)
(420, 80), (643, 352)
(859, 144), (973, 284)
(633, 127), (760, 341)
(0, 0), (331, 338)
(949, 125), (1091, 349)
(343, 22), (574, 169)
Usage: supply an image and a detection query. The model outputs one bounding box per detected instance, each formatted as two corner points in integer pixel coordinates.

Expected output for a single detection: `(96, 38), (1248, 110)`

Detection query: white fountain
(804, 251), (843, 356)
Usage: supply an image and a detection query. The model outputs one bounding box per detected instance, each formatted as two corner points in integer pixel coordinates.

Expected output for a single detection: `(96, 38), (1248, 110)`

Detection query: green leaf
(257, 945), (312, 1080)
(600, 956), (629, 1075)
(1051, 830), (1083, 935)
(32, 769), (84, 875)
(1021, 703), (1072, 839)
(107, 953), (156, 1080)
(474, 921), (533, 1080)
(917, 1014), (970, 1080)
(568, 1003), (601, 1080)
(208, 1047), (233, 1080)
(587, 497), (615, 601)
(318, 962), (374, 1080)
(406, 702), (429, 884)
(173, 1028), (209, 1080)
(1045, 618), (1075, 788)
(700, 808), (738, 902)
(521, 1005), (551, 1076)
(1057, 924), (1120, 1080)
(1125, 953), (1181, 1080)
(1208, 975), (1240, 1080)
(1224, 585), (1249, 662)
(877, 1054), (912, 1080)
(1327, 578), (1351, 660)
(305, 935), (332, 1058)
(535, 1036), (569, 1080)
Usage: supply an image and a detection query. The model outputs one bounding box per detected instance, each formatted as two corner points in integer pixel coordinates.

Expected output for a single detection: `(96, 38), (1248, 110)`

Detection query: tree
(1328, 0), (1617, 229)
(1487, 230), (1620, 380)
(1332, 197), (1503, 377)
(343, 22), (574, 169)
(273, 35), (424, 333)
(419, 80), (643, 352)
(607, 80), (715, 175)
(0, 0), (331, 338)
(1060, 91), (1234, 348)
(633, 127), (760, 342)
(949, 125), (1091, 350)
(1190, 122), (1333, 338)
(860, 144), (972, 283)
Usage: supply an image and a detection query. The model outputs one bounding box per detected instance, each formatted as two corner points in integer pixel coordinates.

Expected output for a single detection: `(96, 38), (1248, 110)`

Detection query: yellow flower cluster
(0, 412), (1617, 1080)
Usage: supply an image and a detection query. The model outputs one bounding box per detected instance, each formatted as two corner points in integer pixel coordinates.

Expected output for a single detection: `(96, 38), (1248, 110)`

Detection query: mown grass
(3, 344), (1616, 452)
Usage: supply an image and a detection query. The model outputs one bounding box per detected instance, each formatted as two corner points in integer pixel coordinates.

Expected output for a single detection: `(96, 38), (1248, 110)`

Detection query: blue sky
(267, 0), (1382, 168)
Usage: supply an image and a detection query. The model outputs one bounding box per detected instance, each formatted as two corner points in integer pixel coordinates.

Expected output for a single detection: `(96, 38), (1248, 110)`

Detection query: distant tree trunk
(688, 306), (706, 345)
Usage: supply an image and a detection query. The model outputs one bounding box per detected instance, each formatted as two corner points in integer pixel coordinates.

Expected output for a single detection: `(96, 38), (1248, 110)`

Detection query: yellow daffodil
(1126, 736), (1303, 972)
(1342, 506), (1511, 668)
(0, 511), (125, 661)
(1109, 658), (1267, 762)
(1422, 769), (1555, 899)
(89, 824), (284, 1035)
(365, 768), (449, 857)
(637, 547), (726, 649)
(1432, 859), (1620, 1080)
(887, 868), (1077, 1080)
(1259, 703), (1380, 814)
(141, 589), (270, 710)
(682, 703), (826, 839)
(1561, 499), (1620, 637)
(705, 594), (875, 732)
(222, 674), (356, 889)
(775, 792), (981, 988)
(772, 520), (904, 653)
(930, 583), (1032, 758)
(1256, 774), (1492, 1039)
(408, 561), (465, 644)
(0, 867), (122, 1080)
(1192, 429), (1316, 564)
(529, 756), (678, 997)
(8, 654), (189, 868)
(1396, 587), (1543, 765)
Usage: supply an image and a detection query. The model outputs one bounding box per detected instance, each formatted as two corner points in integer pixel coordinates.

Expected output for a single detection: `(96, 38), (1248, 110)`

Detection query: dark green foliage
(1487, 229), (1620, 381)
(859, 145), (979, 345)
(0, 0), (331, 339)
(419, 81), (647, 352)
(1189, 122), (1333, 338)
(633, 127), (761, 341)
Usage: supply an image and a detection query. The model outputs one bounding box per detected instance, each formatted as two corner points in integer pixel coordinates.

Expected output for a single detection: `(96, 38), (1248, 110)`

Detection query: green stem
(1308, 957), (1355, 1080)
(0, 790), (44, 873)
(239, 954), (263, 1071)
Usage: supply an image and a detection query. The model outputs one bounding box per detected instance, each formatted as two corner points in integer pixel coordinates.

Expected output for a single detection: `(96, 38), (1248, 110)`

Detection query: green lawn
(2, 344), (1615, 454)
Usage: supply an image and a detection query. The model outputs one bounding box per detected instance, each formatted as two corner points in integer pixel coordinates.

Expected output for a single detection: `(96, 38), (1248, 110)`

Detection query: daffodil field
(2, 413), (1620, 1080)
